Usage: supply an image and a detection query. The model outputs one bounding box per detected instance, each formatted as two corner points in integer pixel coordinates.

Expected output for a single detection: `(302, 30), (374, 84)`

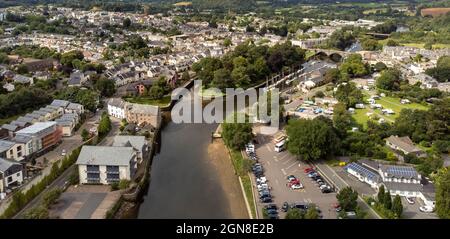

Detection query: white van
(274, 140), (286, 152)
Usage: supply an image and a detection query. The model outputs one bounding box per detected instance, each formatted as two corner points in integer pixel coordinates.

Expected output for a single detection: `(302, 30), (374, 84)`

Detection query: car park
(257, 177), (267, 184)
(304, 168), (315, 173)
(267, 212), (279, 219)
(307, 172), (318, 178)
(321, 187), (332, 193)
(265, 204), (277, 211)
(286, 175), (297, 181)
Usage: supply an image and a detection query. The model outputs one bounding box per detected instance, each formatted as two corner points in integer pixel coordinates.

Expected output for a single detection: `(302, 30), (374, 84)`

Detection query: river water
(137, 89), (241, 219)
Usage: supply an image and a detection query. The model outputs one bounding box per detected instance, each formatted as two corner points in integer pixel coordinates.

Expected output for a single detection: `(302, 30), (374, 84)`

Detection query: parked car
(291, 203), (308, 210)
(406, 197), (415, 205)
(260, 196), (272, 203)
(282, 202), (289, 212)
(61, 149), (66, 156)
(265, 204), (278, 211)
(319, 184), (329, 190)
(286, 175), (297, 181)
(307, 172), (318, 178)
(304, 168), (314, 173)
(321, 187), (332, 193)
(267, 212), (279, 219)
(290, 183), (304, 190)
(257, 177), (267, 184)
(419, 206), (434, 213)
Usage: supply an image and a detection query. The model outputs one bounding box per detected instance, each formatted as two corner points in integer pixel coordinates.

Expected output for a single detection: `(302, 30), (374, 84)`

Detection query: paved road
(313, 162), (381, 219)
(12, 111), (121, 218)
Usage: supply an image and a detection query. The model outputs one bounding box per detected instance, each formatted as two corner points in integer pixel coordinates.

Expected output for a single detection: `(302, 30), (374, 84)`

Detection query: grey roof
(382, 181), (422, 193)
(16, 122), (56, 135)
(13, 74), (32, 83)
(68, 72), (84, 85)
(16, 116), (34, 124)
(12, 134), (32, 143)
(1, 124), (18, 131)
(0, 157), (21, 172)
(380, 165), (420, 180)
(112, 136), (146, 153)
(55, 119), (73, 126)
(67, 103), (83, 110)
(108, 98), (126, 108)
(127, 103), (159, 116)
(76, 146), (135, 166)
(10, 120), (28, 127)
(0, 140), (15, 153)
(50, 99), (70, 108)
(385, 135), (422, 154)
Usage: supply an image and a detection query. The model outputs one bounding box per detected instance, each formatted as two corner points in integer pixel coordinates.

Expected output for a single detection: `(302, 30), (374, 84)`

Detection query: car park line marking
(286, 161), (297, 170)
(281, 169), (287, 175)
(283, 157), (295, 165)
(275, 179), (280, 186)
(278, 153), (290, 161)
(265, 145), (272, 152)
(267, 161), (271, 166)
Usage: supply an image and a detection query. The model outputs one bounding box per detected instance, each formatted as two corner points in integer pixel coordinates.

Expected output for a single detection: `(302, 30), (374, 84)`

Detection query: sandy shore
(207, 139), (249, 219)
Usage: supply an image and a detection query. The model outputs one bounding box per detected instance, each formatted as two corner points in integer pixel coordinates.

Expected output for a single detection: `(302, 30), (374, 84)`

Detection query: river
(137, 91), (247, 218)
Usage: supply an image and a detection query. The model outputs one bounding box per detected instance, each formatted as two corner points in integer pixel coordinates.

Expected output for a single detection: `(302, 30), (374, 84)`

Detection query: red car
(304, 167), (315, 173)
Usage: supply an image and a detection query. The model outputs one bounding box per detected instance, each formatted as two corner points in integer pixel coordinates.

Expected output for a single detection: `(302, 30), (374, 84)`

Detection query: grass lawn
(305, 50), (316, 59)
(353, 93), (430, 127)
(230, 149), (256, 218)
(124, 96), (172, 107)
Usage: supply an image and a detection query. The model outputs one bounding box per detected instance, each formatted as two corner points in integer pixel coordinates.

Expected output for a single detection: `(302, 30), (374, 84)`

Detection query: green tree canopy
(286, 117), (340, 161)
(222, 113), (253, 150)
(336, 186), (358, 212)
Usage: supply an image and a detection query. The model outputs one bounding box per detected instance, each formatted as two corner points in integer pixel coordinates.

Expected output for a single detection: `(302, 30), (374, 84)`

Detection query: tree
(42, 188), (62, 208)
(340, 54), (369, 78)
(23, 206), (49, 219)
(336, 186), (358, 211)
(123, 18), (131, 28)
(435, 168), (450, 219)
(304, 205), (320, 219)
(285, 208), (305, 219)
(323, 68), (341, 84)
(223, 38), (232, 47)
(333, 103), (354, 138)
(17, 64), (29, 74)
(335, 82), (363, 108)
(361, 38), (380, 51)
(181, 71), (190, 82)
(386, 39), (399, 46)
(81, 129), (89, 141)
(315, 91), (325, 98)
(286, 117), (340, 161)
(148, 85), (165, 100)
(98, 112), (112, 137)
(0, 52), (10, 64)
(95, 77), (116, 97)
(425, 56), (450, 82)
(222, 113), (253, 150)
(392, 195), (403, 218)
(374, 62), (387, 72)
(384, 190), (392, 210)
(326, 29), (355, 50)
(60, 50), (84, 68)
(376, 68), (402, 91)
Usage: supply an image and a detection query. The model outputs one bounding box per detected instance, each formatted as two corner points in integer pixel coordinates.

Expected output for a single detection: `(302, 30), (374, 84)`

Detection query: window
(7, 176), (12, 183)
(16, 172), (20, 177)
(86, 165), (99, 172)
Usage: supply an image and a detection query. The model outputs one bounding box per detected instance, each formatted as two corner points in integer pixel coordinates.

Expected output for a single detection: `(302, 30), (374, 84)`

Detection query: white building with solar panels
(344, 162), (380, 189)
(345, 161), (436, 208)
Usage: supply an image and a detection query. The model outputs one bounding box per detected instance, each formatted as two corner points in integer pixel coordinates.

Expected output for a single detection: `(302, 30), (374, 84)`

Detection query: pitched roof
(0, 157), (21, 172)
(380, 164), (420, 180)
(382, 181), (422, 193)
(127, 103), (159, 116)
(76, 146), (135, 166)
(108, 98), (126, 108)
(385, 135), (422, 154)
(112, 135), (146, 153)
(50, 99), (70, 108)
(0, 140), (15, 153)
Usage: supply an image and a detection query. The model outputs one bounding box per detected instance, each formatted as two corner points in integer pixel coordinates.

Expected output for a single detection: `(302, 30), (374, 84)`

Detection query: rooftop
(16, 122), (57, 135)
(386, 135), (422, 154)
(76, 146), (135, 166)
(0, 157), (21, 172)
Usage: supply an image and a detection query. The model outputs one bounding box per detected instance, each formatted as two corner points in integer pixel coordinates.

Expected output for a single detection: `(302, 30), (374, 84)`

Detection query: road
(313, 161), (382, 219)
(12, 111), (121, 219)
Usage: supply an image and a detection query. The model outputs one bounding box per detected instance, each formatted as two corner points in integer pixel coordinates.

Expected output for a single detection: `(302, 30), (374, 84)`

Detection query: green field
(352, 94), (430, 127)
(124, 96), (172, 107)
